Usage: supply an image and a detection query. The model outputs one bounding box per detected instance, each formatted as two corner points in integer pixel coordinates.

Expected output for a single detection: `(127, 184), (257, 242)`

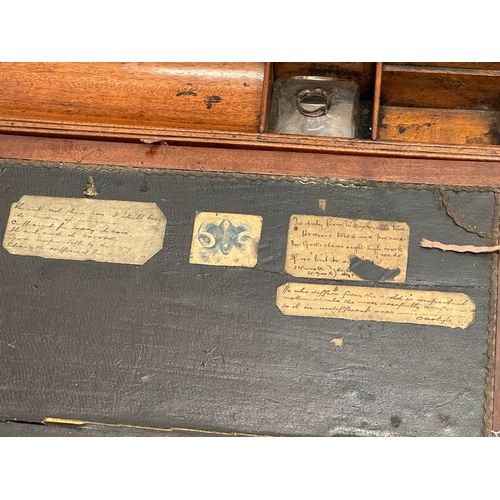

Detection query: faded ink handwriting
(3, 196), (166, 265)
(276, 282), (475, 329)
(285, 215), (409, 282)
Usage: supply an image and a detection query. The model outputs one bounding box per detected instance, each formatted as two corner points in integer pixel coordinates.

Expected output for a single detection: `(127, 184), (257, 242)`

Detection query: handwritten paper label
(276, 282), (475, 329)
(189, 212), (262, 267)
(3, 195), (167, 265)
(285, 215), (410, 282)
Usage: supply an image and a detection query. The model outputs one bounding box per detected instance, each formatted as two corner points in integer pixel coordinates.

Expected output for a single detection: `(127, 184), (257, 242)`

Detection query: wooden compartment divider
(371, 62), (383, 140)
(378, 63), (500, 147)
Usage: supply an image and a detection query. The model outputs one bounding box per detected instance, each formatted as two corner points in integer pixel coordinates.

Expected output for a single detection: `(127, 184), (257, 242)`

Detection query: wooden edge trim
(259, 62), (273, 133)
(371, 62), (383, 141)
(2, 124), (500, 162)
(2, 134), (500, 188)
(383, 64), (500, 78)
(494, 256), (500, 434)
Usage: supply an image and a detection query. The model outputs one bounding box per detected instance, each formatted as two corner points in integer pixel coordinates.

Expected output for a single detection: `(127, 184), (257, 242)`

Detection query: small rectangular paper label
(189, 212), (262, 267)
(3, 195), (167, 265)
(285, 215), (410, 282)
(276, 282), (475, 329)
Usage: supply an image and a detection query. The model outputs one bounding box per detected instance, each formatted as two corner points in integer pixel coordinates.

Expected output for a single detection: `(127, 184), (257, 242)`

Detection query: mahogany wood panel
(0, 63), (265, 133)
(2, 134), (500, 188)
(382, 64), (500, 110)
(379, 106), (500, 146)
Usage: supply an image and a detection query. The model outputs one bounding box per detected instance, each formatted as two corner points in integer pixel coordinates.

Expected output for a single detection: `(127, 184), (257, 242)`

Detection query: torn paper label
(285, 215), (409, 282)
(3, 195), (167, 265)
(276, 282), (475, 329)
(189, 212), (262, 268)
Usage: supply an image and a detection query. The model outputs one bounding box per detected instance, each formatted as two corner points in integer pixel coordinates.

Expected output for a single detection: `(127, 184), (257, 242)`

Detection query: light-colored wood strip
(371, 62), (383, 140)
(259, 62), (273, 133)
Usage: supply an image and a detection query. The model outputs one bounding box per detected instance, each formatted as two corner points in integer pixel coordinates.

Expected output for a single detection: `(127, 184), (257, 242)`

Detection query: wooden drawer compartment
(378, 63), (500, 146)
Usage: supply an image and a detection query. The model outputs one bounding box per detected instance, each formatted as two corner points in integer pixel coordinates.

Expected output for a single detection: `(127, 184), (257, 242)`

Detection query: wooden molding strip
(2, 134), (500, 188)
(383, 64), (500, 78)
(2, 123), (500, 162)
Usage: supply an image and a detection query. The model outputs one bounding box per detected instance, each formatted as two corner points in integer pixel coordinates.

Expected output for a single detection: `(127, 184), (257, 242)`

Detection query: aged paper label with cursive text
(276, 282), (475, 329)
(285, 215), (409, 282)
(3, 195), (167, 265)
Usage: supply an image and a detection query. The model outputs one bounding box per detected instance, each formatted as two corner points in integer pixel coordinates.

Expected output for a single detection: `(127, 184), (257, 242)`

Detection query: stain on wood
(204, 95), (222, 109)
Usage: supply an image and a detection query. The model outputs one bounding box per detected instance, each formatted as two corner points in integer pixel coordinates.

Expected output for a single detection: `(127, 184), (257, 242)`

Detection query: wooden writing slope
(0, 63), (500, 437)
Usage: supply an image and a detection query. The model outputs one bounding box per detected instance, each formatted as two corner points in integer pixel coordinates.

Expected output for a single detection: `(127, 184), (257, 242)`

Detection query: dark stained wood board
(0, 159), (495, 436)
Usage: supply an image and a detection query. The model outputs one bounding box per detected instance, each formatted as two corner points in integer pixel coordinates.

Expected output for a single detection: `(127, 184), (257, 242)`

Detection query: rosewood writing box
(1, 63), (499, 437)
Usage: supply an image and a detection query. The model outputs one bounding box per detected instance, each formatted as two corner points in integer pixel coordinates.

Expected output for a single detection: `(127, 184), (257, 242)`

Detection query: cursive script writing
(276, 282), (475, 329)
(285, 215), (409, 282)
(3, 196), (167, 265)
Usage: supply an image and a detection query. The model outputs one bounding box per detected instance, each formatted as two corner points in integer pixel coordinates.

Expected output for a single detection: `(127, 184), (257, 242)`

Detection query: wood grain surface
(0, 63), (265, 133)
(0, 160), (494, 436)
(2, 134), (500, 187)
(379, 106), (500, 146)
(381, 64), (500, 110)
